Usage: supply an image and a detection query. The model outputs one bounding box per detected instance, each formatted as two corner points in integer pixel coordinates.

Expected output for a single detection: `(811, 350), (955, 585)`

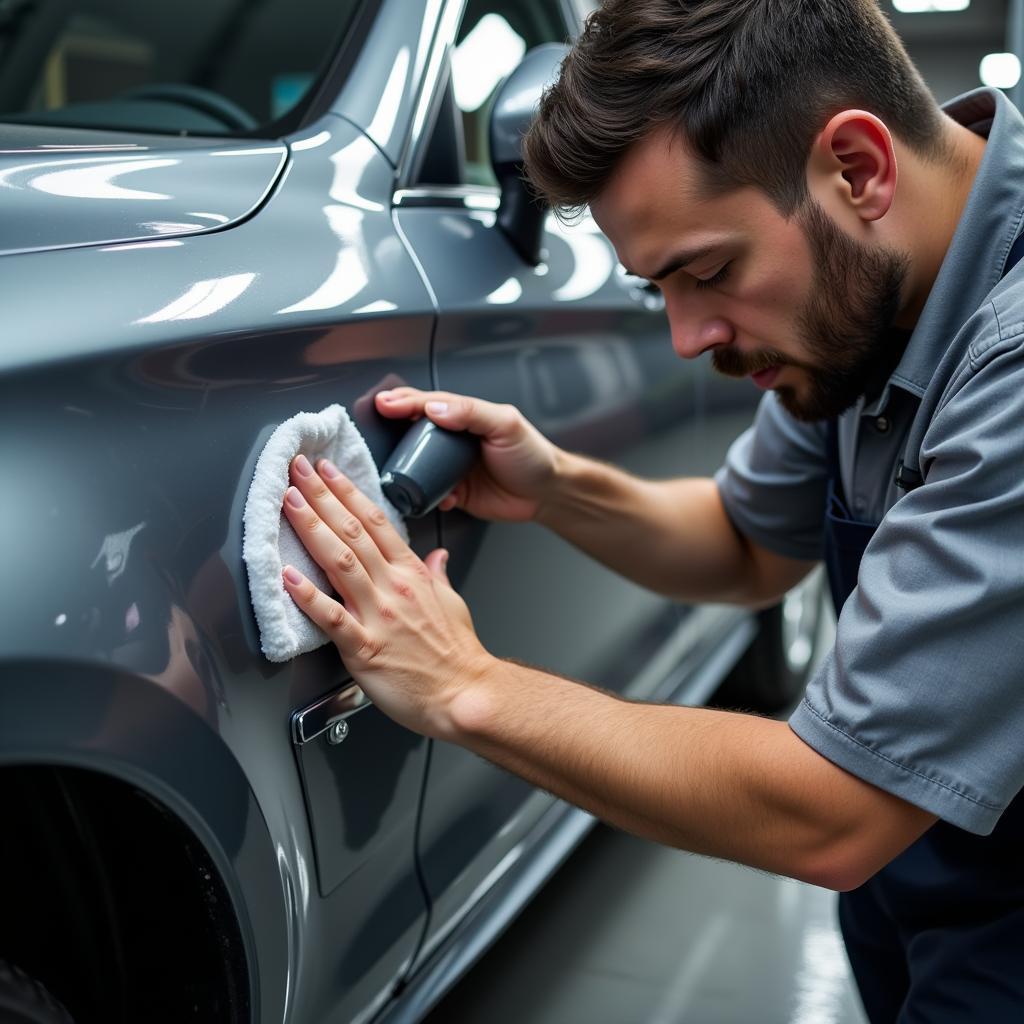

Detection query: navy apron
(824, 413), (1024, 1022)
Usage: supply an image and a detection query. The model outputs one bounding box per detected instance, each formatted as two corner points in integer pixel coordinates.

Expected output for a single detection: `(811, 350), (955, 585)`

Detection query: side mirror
(489, 43), (569, 266)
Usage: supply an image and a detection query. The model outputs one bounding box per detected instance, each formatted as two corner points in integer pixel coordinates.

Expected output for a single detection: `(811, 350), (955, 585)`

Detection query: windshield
(0, 0), (365, 136)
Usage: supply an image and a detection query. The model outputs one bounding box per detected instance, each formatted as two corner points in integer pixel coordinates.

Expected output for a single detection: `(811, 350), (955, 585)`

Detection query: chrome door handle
(291, 682), (372, 746)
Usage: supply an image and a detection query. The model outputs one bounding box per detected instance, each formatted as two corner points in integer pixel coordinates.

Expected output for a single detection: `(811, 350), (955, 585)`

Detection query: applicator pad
(242, 404), (408, 662)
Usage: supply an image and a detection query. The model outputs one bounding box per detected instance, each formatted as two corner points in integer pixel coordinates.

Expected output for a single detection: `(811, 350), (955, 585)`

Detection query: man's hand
(375, 387), (561, 522)
(280, 454), (493, 739)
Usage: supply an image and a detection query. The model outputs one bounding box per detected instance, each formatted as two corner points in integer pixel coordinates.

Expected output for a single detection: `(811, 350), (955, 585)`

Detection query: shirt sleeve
(715, 392), (829, 561)
(790, 321), (1024, 835)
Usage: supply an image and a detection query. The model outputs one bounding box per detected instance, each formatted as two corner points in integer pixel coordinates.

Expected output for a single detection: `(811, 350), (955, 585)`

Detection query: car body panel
(0, 124), (287, 255)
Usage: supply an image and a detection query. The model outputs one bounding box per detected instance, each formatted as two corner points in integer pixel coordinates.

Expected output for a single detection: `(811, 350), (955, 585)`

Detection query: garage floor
(426, 825), (868, 1024)
(428, 611), (870, 1024)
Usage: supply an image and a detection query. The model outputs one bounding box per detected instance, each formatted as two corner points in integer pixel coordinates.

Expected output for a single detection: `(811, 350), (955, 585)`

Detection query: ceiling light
(893, 0), (969, 12)
(980, 52), (1022, 89)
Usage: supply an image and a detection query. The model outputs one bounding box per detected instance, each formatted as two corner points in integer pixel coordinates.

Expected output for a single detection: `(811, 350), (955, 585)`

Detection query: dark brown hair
(524, 0), (948, 218)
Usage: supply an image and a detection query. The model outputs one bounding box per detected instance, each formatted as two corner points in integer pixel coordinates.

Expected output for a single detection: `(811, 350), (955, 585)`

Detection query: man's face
(589, 128), (910, 421)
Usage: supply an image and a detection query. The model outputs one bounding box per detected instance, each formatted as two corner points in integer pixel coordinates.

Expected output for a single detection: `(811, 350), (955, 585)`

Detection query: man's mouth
(711, 347), (787, 383)
(751, 367), (781, 389)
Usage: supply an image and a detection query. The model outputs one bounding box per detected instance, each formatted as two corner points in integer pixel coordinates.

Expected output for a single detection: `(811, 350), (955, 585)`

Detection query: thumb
(424, 548), (451, 586)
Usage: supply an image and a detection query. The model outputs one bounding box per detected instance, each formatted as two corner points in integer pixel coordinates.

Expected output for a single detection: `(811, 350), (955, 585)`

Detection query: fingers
(289, 455), (391, 579)
(309, 456), (412, 563)
(281, 484), (378, 616)
(376, 388), (522, 444)
(281, 564), (368, 656)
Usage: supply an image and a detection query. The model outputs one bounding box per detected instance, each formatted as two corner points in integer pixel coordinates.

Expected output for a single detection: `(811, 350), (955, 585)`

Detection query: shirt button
(874, 416), (891, 434)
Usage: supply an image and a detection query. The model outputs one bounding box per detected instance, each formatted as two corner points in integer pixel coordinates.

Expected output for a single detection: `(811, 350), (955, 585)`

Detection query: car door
(393, 0), (757, 960)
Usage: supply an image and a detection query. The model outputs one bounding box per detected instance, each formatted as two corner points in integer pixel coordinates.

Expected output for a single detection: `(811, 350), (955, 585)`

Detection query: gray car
(0, 1), (823, 1021)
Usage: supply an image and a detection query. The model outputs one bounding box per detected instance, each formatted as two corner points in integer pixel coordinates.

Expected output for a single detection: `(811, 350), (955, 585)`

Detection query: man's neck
(894, 120), (987, 329)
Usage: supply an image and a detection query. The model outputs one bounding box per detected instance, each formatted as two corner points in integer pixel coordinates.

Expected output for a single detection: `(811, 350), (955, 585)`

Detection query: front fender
(0, 660), (289, 1023)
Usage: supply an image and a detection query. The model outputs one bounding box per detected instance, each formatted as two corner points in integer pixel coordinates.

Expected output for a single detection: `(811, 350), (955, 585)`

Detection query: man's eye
(694, 262), (732, 291)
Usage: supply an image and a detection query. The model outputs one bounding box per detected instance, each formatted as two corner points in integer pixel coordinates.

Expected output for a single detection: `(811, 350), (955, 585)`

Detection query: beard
(712, 199), (910, 422)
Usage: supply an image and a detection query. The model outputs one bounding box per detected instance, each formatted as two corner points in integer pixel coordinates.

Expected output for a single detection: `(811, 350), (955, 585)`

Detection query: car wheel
(712, 567), (829, 715)
(0, 962), (75, 1024)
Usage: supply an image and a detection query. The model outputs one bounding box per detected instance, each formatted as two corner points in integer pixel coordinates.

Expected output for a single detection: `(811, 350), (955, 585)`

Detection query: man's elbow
(796, 810), (938, 892)
(798, 847), (886, 893)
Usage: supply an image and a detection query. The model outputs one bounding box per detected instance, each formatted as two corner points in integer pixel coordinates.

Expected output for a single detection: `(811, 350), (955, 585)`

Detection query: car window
(0, 0), (365, 136)
(449, 0), (570, 187)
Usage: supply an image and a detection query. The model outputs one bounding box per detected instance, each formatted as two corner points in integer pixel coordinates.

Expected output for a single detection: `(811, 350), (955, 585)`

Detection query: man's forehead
(591, 128), (787, 276)
(590, 128), (742, 275)
(592, 126), (708, 233)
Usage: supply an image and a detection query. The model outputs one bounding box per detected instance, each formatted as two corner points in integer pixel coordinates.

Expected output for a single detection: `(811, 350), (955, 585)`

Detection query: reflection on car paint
(90, 521), (147, 585)
(367, 48), (412, 141)
(278, 207), (368, 314)
(329, 133), (388, 211)
(185, 210), (231, 224)
(31, 157), (178, 201)
(485, 277), (522, 304)
(136, 273), (258, 324)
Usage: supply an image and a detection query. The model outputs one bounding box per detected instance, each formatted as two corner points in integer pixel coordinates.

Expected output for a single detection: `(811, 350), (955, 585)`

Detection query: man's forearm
(445, 658), (936, 891)
(535, 450), (798, 605)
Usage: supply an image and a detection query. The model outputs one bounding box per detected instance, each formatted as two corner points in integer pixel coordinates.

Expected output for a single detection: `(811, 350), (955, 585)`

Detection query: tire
(712, 567), (829, 714)
(0, 962), (75, 1024)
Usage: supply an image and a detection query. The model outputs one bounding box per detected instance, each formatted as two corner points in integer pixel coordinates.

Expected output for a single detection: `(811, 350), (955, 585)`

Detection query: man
(279, 1), (1024, 1018)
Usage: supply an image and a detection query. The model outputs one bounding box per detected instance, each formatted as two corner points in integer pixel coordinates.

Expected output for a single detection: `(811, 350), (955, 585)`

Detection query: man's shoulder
(979, 266), (1024, 361)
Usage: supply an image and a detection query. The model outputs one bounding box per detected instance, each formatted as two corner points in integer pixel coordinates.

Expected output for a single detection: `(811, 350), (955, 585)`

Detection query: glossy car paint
(0, 125), (287, 255)
(0, 0), (762, 1020)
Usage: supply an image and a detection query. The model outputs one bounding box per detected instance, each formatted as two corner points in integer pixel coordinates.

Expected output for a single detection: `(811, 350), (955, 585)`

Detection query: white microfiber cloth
(242, 404), (408, 662)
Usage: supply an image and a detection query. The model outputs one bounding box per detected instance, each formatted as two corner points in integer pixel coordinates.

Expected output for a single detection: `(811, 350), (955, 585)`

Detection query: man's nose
(667, 309), (735, 360)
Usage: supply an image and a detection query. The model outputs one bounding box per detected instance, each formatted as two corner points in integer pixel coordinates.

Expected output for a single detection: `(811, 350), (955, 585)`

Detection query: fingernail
(286, 486), (305, 508)
(319, 459), (340, 479)
(284, 566), (303, 585)
(441, 550), (449, 568)
(294, 454), (314, 477)
(378, 390), (395, 401)
(426, 401), (448, 415)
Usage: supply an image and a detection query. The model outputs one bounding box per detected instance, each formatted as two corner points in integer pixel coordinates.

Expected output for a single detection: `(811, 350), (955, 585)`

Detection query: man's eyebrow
(625, 243), (721, 282)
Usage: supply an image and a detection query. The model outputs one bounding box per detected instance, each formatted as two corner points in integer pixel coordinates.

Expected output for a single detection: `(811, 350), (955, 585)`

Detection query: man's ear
(807, 110), (897, 223)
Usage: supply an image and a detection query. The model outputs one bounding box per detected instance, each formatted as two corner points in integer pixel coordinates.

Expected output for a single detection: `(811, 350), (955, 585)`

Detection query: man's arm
(278, 457), (937, 892)
(540, 451), (814, 606)
(375, 388), (813, 607)
(447, 659), (936, 892)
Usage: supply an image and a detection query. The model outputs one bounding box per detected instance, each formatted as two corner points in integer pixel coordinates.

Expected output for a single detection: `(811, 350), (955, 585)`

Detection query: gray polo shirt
(716, 88), (1024, 835)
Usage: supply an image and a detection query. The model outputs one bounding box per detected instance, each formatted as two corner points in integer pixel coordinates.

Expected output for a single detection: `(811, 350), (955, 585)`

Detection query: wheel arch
(0, 658), (290, 1023)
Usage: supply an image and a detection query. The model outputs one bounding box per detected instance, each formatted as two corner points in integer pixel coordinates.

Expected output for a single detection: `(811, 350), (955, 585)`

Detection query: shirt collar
(863, 88), (1024, 416)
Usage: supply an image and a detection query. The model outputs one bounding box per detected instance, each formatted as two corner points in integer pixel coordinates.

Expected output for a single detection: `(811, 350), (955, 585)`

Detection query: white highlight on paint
(368, 47), (410, 140)
(277, 206), (368, 313)
(352, 299), (398, 314)
(485, 277), (522, 305)
(290, 130), (332, 151)
(980, 52), (1022, 89)
(136, 273), (256, 323)
(31, 158), (177, 200)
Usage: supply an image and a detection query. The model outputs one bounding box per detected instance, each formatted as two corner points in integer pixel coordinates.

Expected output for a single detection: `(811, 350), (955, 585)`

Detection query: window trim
(392, 0), (581, 201)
